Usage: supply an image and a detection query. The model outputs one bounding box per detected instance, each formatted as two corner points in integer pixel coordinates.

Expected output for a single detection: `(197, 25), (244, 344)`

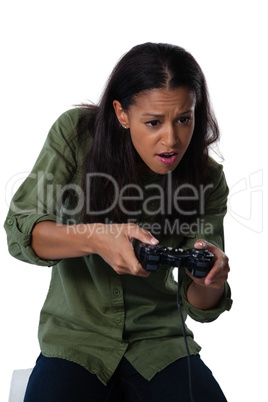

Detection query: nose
(161, 124), (177, 147)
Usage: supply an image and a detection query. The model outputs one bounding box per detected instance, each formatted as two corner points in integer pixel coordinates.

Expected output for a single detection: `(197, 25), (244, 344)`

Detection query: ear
(113, 100), (130, 129)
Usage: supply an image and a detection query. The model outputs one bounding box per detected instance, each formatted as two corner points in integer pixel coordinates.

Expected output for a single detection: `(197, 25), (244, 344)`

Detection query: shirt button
(113, 289), (120, 297)
(115, 317), (122, 324)
(120, 341), (125, 347)
(6, 218), (14, 226)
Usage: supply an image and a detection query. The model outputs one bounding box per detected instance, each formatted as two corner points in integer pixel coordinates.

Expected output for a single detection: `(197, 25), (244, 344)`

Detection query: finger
(204, 256), (230, 286)
(194, 239), (208, 249)
(112, 261), (150, 277)
(114, 257), (151, 277)
(115, 232), (151, 277)
(131, 261), (151, 277)
(126, 246), (151, 277)
(127, 223), (159, 246)
(194, 239), (217, 252)
(192, 239), (230, 286)
(193, 239), (216, 284)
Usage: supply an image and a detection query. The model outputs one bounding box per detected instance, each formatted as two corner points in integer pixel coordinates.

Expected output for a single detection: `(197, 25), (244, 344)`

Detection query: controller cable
(176, 265), (194, 402)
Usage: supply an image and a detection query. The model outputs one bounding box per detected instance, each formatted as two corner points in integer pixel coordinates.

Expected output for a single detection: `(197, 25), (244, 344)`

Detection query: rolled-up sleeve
(4, 108), (85, 266)
(180, 274), (232, 323)
(4, 214), (59, 266)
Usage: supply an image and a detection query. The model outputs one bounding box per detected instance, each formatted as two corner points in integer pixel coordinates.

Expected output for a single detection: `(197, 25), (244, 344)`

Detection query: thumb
(194, 239), (207, 249)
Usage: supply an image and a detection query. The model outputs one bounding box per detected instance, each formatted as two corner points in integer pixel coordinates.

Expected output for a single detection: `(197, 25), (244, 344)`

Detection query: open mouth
(156, 152), (178, 165)
(158, 152), (177, 158)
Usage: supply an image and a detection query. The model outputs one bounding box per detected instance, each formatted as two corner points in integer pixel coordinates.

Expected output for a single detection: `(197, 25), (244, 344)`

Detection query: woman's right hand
(87, 222), (159, 277)
(32, 221), (158, 277)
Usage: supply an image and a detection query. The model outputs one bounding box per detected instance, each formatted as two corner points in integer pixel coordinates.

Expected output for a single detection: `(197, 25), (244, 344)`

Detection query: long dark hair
(79, 42), (220, 229)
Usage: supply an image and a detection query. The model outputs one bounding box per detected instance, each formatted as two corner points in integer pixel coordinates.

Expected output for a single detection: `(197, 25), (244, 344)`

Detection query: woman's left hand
(186, 239), (230, 289)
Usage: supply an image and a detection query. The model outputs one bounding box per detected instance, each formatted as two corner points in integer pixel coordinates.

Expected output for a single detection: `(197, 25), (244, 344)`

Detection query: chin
(152, 166), (176, 175)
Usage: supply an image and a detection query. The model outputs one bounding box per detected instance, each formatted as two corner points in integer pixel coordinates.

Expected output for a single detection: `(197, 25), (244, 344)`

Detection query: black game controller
(135, 243), (214, 278)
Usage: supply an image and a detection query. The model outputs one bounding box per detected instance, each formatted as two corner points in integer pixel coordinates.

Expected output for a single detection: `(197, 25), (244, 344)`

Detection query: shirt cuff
(181, 276), (233, 323)
(4, 214), (60, 267)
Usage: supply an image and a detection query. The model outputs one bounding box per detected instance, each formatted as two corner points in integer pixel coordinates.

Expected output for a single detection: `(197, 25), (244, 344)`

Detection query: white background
(1, 0), (267, 401)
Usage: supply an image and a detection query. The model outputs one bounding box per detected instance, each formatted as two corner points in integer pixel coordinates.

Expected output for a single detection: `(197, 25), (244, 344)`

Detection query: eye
(146, 120), (160, 127)
(178, 117), (191, 125)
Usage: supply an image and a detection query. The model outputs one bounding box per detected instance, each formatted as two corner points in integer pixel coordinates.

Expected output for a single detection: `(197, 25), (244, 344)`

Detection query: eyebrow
(141, 110), (194, 118)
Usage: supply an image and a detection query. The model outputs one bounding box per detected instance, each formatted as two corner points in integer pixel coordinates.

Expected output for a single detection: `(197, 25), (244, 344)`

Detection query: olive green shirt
(4, 108), (232, 385)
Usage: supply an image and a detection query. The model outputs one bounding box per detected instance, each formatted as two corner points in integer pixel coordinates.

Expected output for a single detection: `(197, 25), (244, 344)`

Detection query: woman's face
(113, 87), (196, 175)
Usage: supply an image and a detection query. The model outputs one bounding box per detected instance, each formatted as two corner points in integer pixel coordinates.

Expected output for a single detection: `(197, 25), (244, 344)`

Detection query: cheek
(130, 133), (156, 167)
(133, 138), (152, 157)
(130, 126), (151, 149)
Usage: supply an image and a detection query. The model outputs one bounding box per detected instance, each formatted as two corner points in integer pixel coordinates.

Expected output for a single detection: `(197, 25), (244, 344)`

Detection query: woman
(5, 43), (232, 401)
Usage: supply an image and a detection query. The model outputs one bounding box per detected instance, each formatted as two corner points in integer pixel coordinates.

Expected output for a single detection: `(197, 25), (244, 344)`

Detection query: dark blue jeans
(23, 354), (227, 402)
